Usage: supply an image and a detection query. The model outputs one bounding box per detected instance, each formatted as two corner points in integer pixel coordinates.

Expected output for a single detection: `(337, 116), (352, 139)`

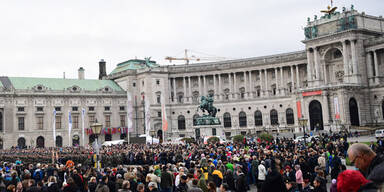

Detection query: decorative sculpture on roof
(195, 93), (220, 126)
(144, 57), (152, 68)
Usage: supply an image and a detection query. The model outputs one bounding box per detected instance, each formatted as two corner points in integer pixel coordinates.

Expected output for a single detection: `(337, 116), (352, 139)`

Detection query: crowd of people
(0, 131), (383, 192)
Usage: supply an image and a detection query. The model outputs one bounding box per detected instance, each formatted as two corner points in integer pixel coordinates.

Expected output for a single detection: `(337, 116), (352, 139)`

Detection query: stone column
(280, 67), (284, 95)
(290, 66), (294, 91)
(188, 76), (192, 102)
(296, 65), (300, 89)
(218, 74), (222, 100)
(265, 69), (268, 96)
(203, 75), (207, 96)
(323, 63), (328, 85)
(351, 40), (358, 74)
(213, 74), (216, 99)
(169, 78), (172, 102)
(314, 47), (320, 80)
(342, 41), (349, 79)
(243, 71), (248, 96)
(306, 48), (313, 81)
(274, 68), (278, 95)
(228, 73), (232, 95)
(249, 71), (253, 96)
(198, 76), (201, 96)
(366, 52), (373, 85)
(373, 50), (379, 83)
(260, 70), (263, 96)
(173, 78), (177, 103)
(233, 72), (237, 99)
(183, 76), (186, 102)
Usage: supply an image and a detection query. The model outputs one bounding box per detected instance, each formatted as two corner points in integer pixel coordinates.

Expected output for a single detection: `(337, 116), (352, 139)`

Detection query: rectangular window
(105, 115), (111, 127)
(133, 82), (136, 87)
(72, 115), (79, 129)
(158, 111), (161, 117)
(17, 107), (24, 112)
(88, 106), (95, 111)
(55, 116), (61, 129)
(157, 95), (161, 104)
(72, 107), (78, 111)
(36, 107), (44, 112)
(55, 107), (61, 112)
(18, 117), (25, 130)
(120, 115), (126, 127)
(89, 115), (95, 125)
(37, 117), (43, 130)
(120, 106), (125, 111)
(104, 106), (110, 111)
(156, 80), (160, 85)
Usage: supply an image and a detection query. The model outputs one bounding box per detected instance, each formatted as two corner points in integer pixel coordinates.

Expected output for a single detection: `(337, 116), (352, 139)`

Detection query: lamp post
(90, 120), (103, 171)
(298, 116), (308, 146)
(150, 130), (156, 144)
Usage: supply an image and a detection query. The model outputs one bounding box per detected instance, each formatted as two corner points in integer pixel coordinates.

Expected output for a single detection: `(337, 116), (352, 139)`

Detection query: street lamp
(298, 116), (308, 146)
(90, 119), (103, 171)
(150, 130), (156, 144)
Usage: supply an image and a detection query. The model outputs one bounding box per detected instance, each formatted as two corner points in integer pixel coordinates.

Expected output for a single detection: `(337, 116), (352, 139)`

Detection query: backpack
(33, 169), (43, 181)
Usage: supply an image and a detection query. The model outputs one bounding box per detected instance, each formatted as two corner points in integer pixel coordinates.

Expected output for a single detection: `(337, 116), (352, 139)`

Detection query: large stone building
(0, 6), (384, 148)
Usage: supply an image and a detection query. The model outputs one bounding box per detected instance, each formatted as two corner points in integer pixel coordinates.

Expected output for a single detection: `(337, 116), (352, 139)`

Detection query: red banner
(296, 101), (302, 118)
(302, 90), (322, 97)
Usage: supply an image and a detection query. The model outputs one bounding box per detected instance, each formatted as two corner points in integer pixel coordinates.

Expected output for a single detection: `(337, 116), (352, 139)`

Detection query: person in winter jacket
(95, 176), (109, 192)
(257, 161), (267, 191)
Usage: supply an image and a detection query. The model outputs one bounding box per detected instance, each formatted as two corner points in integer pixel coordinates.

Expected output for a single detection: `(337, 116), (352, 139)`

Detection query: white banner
(68, 111), (72, 146)
(127, 93), (133, 132)
(145, 97), (151, 136)
(81, 108), (85, 147)
(53, 110), (56, 146)
(334, 97), (340, 119)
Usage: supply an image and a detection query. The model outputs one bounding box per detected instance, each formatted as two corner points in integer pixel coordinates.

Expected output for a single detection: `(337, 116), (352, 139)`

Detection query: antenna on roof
(63, 72), (66, 79)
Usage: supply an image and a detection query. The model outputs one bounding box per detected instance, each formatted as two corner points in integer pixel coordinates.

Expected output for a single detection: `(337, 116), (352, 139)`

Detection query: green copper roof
(7, 77), (123, 91)
(110, 59), (159, 74)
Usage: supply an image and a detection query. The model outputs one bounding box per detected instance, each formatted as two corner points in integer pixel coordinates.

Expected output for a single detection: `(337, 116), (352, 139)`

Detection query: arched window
(177, 92), (184, 103)
(270, 109), (279, 125)
(56, 136), (63, 147)
(271, 84), (277, 96)
(178, 115), (186, 130)
(223, 113), (232, 128)
(105, 134), (112, 141)
(17, 137), (26, 149)
(192, 91), (199, 104)
(224, 89), (230, 100)
(286, 108), (294, 125)
(36, 136), (45, 148)
(72, 135), (80, 146)
(254, 110), (263, 126)
(239, 112), (247, 127)
(239, 87), (245, 99)
(193, 114), (200, 126)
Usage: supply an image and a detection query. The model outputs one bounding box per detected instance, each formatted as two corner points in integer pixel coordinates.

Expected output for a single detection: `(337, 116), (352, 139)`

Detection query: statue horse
(198, 96), (217, 117)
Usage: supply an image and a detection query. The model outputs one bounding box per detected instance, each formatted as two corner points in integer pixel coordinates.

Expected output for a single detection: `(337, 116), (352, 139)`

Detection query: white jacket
(258, 164), (267, 181)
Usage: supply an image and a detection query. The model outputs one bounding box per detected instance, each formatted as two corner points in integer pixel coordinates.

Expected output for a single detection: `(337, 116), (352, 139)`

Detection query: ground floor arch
(36, 136), (45, 148)
(72, 135), (80, 146)
(309, 100), (324, 130)
(349, 98), (360, 126)
(17, 137), (26, 149)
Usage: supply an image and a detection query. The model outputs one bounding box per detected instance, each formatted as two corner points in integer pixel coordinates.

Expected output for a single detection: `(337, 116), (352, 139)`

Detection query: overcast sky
(0, 0), (383, 79)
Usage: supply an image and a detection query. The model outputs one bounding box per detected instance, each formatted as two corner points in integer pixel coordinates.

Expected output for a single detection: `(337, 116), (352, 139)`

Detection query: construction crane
(165, 49), (230, 64)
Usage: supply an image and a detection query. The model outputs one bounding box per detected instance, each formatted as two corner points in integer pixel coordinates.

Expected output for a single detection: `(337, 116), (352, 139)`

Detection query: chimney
(78, 67), (85, 80)
(98, 59), (107, 80)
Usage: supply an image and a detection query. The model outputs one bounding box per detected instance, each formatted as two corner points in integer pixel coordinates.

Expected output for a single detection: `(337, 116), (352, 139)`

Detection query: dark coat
(261, 170), (287, 192)
(235, 173), (247, 192)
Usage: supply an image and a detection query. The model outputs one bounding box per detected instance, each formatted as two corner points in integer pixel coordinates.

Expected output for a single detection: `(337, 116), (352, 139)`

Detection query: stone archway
(17, 138), (26, 149)
(36, 136), (45, 148)
(323, 47), (344, 83)
(349, 98), (360, 126)
(157, 130), (163, 143)
(309, 100), (324, 130)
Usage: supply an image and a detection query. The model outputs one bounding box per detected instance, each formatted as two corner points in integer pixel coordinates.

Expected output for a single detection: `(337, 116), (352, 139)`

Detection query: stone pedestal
(193, 125), (224, 140)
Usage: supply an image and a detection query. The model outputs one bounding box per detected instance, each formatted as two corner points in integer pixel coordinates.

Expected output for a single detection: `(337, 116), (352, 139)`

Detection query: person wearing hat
(283, 165), (295, 183)
(148, 182), (159, 192)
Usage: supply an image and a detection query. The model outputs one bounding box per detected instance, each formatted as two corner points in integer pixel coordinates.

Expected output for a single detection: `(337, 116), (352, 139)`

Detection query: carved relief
(34, 98), (45, 106)
(54, 99), (64, 106)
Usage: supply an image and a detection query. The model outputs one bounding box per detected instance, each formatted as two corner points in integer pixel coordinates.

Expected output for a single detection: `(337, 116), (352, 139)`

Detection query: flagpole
(68, 111), (72, 147)
(126, 91), (130, 144)
(53, 110), (56, 147)
(81, 108), (85, 147)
